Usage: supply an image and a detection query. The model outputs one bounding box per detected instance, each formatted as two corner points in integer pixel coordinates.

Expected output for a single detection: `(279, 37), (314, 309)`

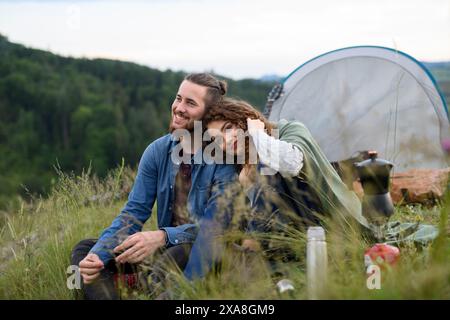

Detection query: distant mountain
(259, 74), (283, 83)
(423, 61), (450, 69)
(423, 61), (450, 82)
(258, 61), (450, 88)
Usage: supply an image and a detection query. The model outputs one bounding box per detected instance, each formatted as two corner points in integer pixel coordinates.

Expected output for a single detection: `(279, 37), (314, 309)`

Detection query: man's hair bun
(218, 80), (227, 95)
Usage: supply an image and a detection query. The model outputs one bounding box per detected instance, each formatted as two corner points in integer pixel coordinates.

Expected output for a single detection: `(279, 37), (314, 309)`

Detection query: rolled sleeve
(160, 224), (199, 247)
(250, 129), (303, 177)
(89, 142), (159, 264)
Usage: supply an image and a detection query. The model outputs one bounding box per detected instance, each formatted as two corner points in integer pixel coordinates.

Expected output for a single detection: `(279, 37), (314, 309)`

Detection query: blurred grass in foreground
(0, 164), (448, 299)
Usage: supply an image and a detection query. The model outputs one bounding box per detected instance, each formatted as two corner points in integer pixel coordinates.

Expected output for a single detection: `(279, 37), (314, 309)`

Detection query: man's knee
(164, 243), (192, 269)
(70, 238), (98, 266)
(149, 244), (192, 280)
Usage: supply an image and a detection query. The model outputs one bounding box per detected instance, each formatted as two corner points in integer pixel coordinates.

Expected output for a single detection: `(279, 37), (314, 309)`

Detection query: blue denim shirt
(90, 133), (238, 279)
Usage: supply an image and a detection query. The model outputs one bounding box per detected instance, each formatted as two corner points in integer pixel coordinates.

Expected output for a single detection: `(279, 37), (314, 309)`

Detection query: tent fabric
(268, 46), (450, 171)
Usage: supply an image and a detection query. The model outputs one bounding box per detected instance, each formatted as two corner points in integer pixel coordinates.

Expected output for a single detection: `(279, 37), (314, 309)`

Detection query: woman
(202, 98), (368, 244)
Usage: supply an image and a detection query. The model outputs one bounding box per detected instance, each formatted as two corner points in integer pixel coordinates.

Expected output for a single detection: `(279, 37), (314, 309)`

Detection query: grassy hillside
(0, 165), (448, 299)
(424, 62), (450, 106)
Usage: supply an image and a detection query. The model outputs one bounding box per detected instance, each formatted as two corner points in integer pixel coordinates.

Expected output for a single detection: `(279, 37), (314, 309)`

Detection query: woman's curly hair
(202, 97), (274, 170)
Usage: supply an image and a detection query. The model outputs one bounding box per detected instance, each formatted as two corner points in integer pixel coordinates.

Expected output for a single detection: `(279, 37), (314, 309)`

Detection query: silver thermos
(307, 226), (328, 299)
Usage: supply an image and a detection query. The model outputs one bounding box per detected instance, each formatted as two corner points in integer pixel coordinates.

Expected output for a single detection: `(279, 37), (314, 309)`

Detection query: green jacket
(277, 119), (369, 229)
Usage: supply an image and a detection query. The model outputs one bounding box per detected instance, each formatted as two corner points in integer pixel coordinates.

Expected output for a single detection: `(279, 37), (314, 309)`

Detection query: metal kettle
(354, 151), (394, 240)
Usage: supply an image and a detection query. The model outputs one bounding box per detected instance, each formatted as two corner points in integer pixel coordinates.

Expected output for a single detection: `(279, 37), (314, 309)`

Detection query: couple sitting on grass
(71, 73), (368, 300)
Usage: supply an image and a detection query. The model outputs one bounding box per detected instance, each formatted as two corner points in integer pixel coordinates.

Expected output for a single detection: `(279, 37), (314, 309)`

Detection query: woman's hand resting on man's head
(247, 118), (265, 135)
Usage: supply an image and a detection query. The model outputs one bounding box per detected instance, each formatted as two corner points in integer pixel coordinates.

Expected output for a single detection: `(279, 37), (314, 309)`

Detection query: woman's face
(207, 120), (246, 157)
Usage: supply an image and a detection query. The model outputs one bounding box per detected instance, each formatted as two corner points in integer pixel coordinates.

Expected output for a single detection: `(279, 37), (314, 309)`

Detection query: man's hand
(114, 230), (167, 264)
(79, 253), (104, 284)
(239, 166), (257, 191)
(247, 118), (265, 135)
(241, 239), (261, 252)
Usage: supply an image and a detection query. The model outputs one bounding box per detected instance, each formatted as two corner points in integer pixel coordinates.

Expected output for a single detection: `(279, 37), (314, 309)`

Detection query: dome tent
(265, 46), (450, 172)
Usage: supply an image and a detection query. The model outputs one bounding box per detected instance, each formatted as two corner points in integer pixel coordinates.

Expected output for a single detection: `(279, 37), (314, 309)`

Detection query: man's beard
(168, 114), (195, 133)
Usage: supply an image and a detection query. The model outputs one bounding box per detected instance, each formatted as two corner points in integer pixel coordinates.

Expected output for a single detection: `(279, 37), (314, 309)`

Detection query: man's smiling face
(169, 80), (208, 132)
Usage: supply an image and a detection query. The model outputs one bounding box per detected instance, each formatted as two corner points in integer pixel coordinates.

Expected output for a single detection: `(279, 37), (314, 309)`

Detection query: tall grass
(169, 201), (448, 300)
(0, 164), (448, 299)
(0, 163), (143, 299)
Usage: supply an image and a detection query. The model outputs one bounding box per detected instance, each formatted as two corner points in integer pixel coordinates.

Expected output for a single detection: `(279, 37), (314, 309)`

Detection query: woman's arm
(247, 118), (303, 177)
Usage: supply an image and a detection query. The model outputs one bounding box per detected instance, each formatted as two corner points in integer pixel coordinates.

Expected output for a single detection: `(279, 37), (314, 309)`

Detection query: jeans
(70, 238), (192, 300)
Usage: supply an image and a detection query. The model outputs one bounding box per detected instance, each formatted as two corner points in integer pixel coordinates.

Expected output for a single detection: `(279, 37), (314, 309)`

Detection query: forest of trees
(1, 34), (449, 210)
(0, 34), (275, 208)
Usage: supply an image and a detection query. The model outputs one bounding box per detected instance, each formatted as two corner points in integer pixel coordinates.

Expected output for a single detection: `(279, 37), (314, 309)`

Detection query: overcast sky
(0, 0), (449, 79)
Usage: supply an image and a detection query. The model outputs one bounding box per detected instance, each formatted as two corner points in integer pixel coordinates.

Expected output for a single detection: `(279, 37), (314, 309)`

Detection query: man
(70, 73), (238, 299)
